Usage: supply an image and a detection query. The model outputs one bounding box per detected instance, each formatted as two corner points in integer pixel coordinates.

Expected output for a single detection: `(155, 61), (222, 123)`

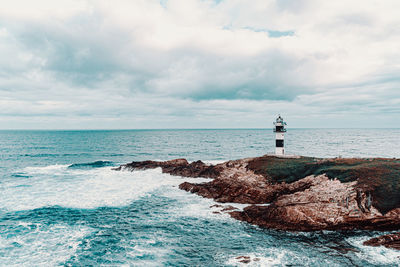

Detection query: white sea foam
(2, 163), (241, 220)
(202, 160), (226, 165)
(347, 235), (400, 266)
(1, 165), (182, 211)
(123, 240), (170, 266)
(0, 223), (92, 266)
(225, 246), (349, 267)
(159, 178), (243, 221)
(226, 250), (285, 267)
(24, 164), (70, 173)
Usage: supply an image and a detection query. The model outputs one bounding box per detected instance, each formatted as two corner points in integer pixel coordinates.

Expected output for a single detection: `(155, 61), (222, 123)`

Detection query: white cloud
(0, 0), (399, 128)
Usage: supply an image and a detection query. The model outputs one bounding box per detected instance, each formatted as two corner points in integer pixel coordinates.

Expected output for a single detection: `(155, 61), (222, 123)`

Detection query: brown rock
(116, 155), (400, 232)
(115, 159), (220, 178)
(221, 205), (238, 212)
(179, 158), (317, 204)
(230, 175), (400, 231)
(235, 256), (251, 264)
(363, 233), (400, 250)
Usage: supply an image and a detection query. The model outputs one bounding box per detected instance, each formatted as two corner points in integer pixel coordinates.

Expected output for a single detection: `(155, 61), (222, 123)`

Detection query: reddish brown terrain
(363, 232), (400, 250)
(115, 155), (400, 249)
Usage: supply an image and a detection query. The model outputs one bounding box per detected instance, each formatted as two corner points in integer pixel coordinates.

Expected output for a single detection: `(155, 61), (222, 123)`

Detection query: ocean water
(1, 129), (400, 266)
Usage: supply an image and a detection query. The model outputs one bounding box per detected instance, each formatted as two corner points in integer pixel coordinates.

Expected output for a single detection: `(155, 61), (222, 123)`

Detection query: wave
(68, 161), (114, 169)
(1, 166), (185, 211)
(21, 153), (92, 158)
(347, 235), (400, 265)
(100, 153), (124, 157)
(202, 160), (226, 165)
(23, 153), (57, 158)
(0, 223), (92, 266)
(23, 164), (70, 175)
(11, 173), (31, 178)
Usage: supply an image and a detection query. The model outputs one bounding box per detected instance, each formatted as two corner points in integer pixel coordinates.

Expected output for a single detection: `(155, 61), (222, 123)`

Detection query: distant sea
(1, 129), (400, 266)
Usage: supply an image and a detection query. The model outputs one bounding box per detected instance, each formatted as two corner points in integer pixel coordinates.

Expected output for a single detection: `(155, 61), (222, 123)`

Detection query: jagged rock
(179, 158), (318, 204)
(230, 175), (400, 231)
(221, 205), (237, 212)
(233, 256), (260, 264)
(114, 159), (220, 178)
(116, 155), (400, 232)
(363, 233), (400, 250)
(210, 204), (224, 208)
(235, 256), (251, 264)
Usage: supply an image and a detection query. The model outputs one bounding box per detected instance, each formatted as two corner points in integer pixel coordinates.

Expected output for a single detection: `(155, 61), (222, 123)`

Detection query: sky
(0, 0), (399, 129)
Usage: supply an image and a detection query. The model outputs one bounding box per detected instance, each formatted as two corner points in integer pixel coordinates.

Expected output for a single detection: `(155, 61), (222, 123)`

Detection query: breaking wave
(0, 222), (92, 266)
(1, 165), (183, 211)
(68, 160), (114, 169)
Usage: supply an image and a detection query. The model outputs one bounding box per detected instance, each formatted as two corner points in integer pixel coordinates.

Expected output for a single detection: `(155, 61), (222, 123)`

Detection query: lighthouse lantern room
(273, 115), (287, 156)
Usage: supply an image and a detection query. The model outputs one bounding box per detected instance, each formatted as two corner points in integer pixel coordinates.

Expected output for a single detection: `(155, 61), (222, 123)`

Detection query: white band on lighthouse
(273, 115), (286, 156)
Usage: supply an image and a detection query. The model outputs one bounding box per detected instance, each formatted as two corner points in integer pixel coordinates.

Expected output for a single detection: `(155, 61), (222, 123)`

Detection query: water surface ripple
(1, 129), (400, 266)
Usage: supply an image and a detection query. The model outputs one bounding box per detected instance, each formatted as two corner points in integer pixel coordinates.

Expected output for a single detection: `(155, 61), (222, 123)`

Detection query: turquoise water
(1, 129), (400, 266)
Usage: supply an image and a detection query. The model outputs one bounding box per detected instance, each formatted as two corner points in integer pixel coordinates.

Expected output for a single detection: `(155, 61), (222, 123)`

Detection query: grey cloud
(144, 48), (315, 101)
(1, 12), (315, 102)
(0, 0), (399, 129)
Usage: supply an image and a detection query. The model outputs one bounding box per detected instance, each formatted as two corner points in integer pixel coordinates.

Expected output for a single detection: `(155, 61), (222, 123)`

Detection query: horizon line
(1, 127), (400, 131)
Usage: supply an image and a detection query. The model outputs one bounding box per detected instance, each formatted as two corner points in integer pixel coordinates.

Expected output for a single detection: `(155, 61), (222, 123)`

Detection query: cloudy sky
(0, 0), (399, 129)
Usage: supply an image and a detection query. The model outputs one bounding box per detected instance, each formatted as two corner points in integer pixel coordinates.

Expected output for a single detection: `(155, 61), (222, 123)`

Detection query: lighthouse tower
(273, 115), (287, 156)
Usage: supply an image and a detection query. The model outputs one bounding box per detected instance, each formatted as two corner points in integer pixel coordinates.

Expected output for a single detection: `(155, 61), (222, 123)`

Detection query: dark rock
(116, 159), (220, 178)
(229, 175), (400, 231)
(116, 155), (400, 232)
(363, 233), (400, 250)
(235, 256), (251, 264)
(221, 205), (238, 212)
(247, 156), (400, 215)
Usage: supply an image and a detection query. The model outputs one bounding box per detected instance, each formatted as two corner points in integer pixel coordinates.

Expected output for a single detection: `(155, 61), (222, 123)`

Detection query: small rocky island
(114, 155), (400, 250)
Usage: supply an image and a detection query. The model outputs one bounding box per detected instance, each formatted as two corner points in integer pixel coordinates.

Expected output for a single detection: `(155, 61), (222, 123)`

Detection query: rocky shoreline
(114, 155), (400, 250)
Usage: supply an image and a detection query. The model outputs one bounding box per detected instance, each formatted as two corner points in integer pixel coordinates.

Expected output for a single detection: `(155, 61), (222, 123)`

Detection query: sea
(1, 129), (400, 266)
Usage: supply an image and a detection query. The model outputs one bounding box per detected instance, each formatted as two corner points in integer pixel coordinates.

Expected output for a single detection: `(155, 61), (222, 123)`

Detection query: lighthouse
(273, 115), (287, 156)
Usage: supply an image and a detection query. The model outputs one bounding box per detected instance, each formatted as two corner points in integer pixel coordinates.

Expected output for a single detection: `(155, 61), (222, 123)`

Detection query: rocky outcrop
(179, 158), (320, 204)
(246, 156), (400, 214)
(179, 159), (271, 203)
(363, 232), (400, 250)
(116, 155), (400, 233)
(114, 158), (221, 178)
(230, 175), (400, 231)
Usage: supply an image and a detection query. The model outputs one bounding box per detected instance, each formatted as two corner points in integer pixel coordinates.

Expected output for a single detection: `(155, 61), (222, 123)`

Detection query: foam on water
(2, 164), (388, 266)
(226, 250), (285, 267)
(226, 244), (358, 267)
(24, 164), (70, 174)
(1, 129), (400, 265)
(116, 234), (173, 266)
(347, 235), (400, 266)
(1, 165), (184, 211)
(203, 160), (226, 165)
(170, 193), (229, 220)
(156, 177), (258, 226)
(0, 222), (92, 266)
